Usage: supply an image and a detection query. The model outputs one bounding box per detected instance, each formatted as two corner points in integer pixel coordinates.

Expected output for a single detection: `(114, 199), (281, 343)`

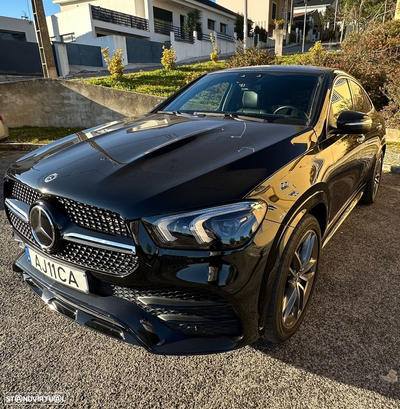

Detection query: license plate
(26, 246), (89, 294)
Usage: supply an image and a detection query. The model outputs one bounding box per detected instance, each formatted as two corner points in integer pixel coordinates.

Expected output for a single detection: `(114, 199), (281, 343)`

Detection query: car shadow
(252, 174), (400, 401)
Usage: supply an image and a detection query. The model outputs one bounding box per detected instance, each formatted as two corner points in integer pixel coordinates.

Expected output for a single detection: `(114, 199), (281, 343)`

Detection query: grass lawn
(7, 127), (84, 144)
(81, 61), (227, 97)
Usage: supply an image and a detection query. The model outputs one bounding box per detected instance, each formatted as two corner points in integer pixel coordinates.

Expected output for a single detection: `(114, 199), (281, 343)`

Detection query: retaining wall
(0, 79), (165, 128)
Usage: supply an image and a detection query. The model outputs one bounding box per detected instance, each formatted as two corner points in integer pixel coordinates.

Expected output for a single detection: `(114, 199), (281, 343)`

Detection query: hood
(7, 113), (312, 219)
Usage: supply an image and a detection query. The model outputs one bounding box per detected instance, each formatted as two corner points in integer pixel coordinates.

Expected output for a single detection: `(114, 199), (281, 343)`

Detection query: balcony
(91, 6), (149, 32)
(154, 20), (194, 44)
(198, 32), (235, 43)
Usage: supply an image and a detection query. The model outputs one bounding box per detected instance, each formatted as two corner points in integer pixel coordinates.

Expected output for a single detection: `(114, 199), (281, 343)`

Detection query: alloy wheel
(373, 156), (383, 198)
(282, 230), (319, 329)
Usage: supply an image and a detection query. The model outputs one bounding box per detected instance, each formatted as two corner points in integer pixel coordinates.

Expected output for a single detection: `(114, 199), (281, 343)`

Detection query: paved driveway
(0, 151), (399, 408)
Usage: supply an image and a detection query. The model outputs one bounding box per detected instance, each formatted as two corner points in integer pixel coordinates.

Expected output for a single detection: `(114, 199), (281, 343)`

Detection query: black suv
(4, 66), (386, 354)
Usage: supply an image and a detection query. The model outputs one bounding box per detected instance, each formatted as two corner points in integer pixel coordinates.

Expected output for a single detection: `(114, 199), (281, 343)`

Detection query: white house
(0, 16), (37, 43)
(293, 0), (337, 17)
(46, 0), (238, 66)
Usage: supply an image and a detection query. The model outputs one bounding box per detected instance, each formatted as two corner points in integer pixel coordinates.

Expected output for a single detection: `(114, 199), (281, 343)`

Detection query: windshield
(162, 71), (324, 125)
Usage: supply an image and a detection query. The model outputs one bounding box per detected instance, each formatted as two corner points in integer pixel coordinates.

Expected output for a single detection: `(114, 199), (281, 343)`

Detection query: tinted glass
(329, 78), (352, 127)
(164, 72), (324, 125)
(181, 82), (229, 111)
(349, 80), (373, 113)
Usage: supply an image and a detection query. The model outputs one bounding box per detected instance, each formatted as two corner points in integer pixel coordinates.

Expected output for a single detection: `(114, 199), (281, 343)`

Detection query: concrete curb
(383, 164), (400, 175)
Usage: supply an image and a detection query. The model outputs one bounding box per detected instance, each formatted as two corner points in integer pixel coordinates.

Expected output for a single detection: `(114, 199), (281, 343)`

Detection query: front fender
(257, 187), (329, 330)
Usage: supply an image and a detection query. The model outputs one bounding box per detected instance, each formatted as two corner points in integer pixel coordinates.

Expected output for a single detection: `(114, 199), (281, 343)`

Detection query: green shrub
(161, 45), (177, 70)
(381, 69), (400, 129)
(210, 33), (219, 62)
(101, 47), (124, 78)
(226, 47), (275, 68)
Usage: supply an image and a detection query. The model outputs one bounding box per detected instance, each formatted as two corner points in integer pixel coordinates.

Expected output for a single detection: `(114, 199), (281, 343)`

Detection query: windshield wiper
(157, 110), (182, 115)
(194, 112), (268, 123)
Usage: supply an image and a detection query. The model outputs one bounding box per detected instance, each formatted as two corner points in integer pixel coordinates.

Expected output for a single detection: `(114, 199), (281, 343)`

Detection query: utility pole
(302, 0), (307, 53)
(31, 0), (57, 78)
(334, 0), (339, 40)
(244, 0), (248, 50)
(383, 0), (387, 23)
(395, 0), (400, 20)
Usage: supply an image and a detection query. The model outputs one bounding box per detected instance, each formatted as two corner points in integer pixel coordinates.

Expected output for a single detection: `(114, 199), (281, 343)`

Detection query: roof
(293, 10), (319, 18)
(294, 0), (335, 8)
(194, 0), (238, 17)
(213, 65), (334, 75)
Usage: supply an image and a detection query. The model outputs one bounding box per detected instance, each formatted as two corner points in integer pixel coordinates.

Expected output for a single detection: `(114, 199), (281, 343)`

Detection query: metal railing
(154, 20), (194, 44)
(172, 26), (194, 44)
(91, 6), (149, 32)
(198, 32), (211, 42)
(154, 20), (172, 36)
(198, 32), (235, 42)
(217, 32), (235, 42)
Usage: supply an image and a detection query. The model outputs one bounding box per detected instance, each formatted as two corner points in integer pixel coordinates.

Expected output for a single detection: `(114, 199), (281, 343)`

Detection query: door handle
(357, 135), (365, 144)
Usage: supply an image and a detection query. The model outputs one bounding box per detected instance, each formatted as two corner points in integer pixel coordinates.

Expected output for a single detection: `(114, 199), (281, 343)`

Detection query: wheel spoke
(283, 282), (298, 322)
(289, 266), (297, 278)
(373, 158), (382, 196)
(293, 250), (303, 271)
(300, 258), (317, 276)
(299, 268), (316, 282)
(300, 232), (316, 267)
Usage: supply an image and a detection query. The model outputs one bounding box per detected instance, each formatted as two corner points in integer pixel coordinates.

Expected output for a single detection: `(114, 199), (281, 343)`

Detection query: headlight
(142, 201), (267, 250)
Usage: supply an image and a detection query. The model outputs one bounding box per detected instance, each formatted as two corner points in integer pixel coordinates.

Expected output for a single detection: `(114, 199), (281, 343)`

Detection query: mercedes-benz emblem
(44, 173), (58, 183)
(29, 204), (56, 249)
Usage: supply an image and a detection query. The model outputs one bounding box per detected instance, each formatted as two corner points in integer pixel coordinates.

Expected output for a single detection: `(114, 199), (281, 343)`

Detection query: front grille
(57, 197), (130, 238)
(8, 213), (138, 276)
(57, 242), (138, 276)
(99, 283), (242, 337)
(10, 181), (131, 238)
(8, 211), (35, 242)
(7, 181), (138, 276)
(12, 182), (41, 205)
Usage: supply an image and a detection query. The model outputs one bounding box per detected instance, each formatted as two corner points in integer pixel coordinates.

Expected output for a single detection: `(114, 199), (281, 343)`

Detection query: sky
(0, 0), (60, 20)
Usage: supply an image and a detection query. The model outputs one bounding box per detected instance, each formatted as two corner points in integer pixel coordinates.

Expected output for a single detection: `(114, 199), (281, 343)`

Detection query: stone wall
(0, 79), (165, 128)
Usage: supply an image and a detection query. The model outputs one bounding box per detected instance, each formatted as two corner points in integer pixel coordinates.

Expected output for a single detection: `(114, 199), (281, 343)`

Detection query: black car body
(4, 66), (386, 354)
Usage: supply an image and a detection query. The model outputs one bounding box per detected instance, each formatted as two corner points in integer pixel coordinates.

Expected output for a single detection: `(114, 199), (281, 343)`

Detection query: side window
(329, 78), (353, 127)
(180, 82), (229, 111)
(349, 81), (372, 113)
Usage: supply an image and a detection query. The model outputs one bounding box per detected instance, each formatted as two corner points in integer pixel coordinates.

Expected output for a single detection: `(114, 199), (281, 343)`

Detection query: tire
(263, 214), (321, 343)
(361, 152), (384, 205)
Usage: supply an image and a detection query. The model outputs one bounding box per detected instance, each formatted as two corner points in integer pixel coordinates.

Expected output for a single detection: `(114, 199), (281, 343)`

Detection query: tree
(184, 9), (203, 36)
(339, 0), (397, 27)
(320, 6), (336, 30)
(254, 25), (268, 42)
(235, 14), (254, 40)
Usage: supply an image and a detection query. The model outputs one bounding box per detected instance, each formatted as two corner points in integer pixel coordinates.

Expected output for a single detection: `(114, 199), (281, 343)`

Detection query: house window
(153, 7), (173, 35)
(180, 15), (186, 30)
(220, 23), (227, 33)
(61, 33), (76, 43)
(272, 2), (277, 20)
(208, 19), (215, 30)
(0, 29), (26, 41)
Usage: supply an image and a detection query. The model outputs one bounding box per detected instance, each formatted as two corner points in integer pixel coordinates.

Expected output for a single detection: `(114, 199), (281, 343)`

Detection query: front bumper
(14, 252), (245, 355)
(5, 178), (282, 355)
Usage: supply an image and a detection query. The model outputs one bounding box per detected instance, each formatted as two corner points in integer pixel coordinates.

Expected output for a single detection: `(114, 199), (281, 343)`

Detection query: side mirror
(336, 110), (372, 134)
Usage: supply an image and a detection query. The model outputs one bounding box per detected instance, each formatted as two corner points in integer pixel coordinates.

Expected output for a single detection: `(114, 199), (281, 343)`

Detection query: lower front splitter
(14, 253), (243, 355)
